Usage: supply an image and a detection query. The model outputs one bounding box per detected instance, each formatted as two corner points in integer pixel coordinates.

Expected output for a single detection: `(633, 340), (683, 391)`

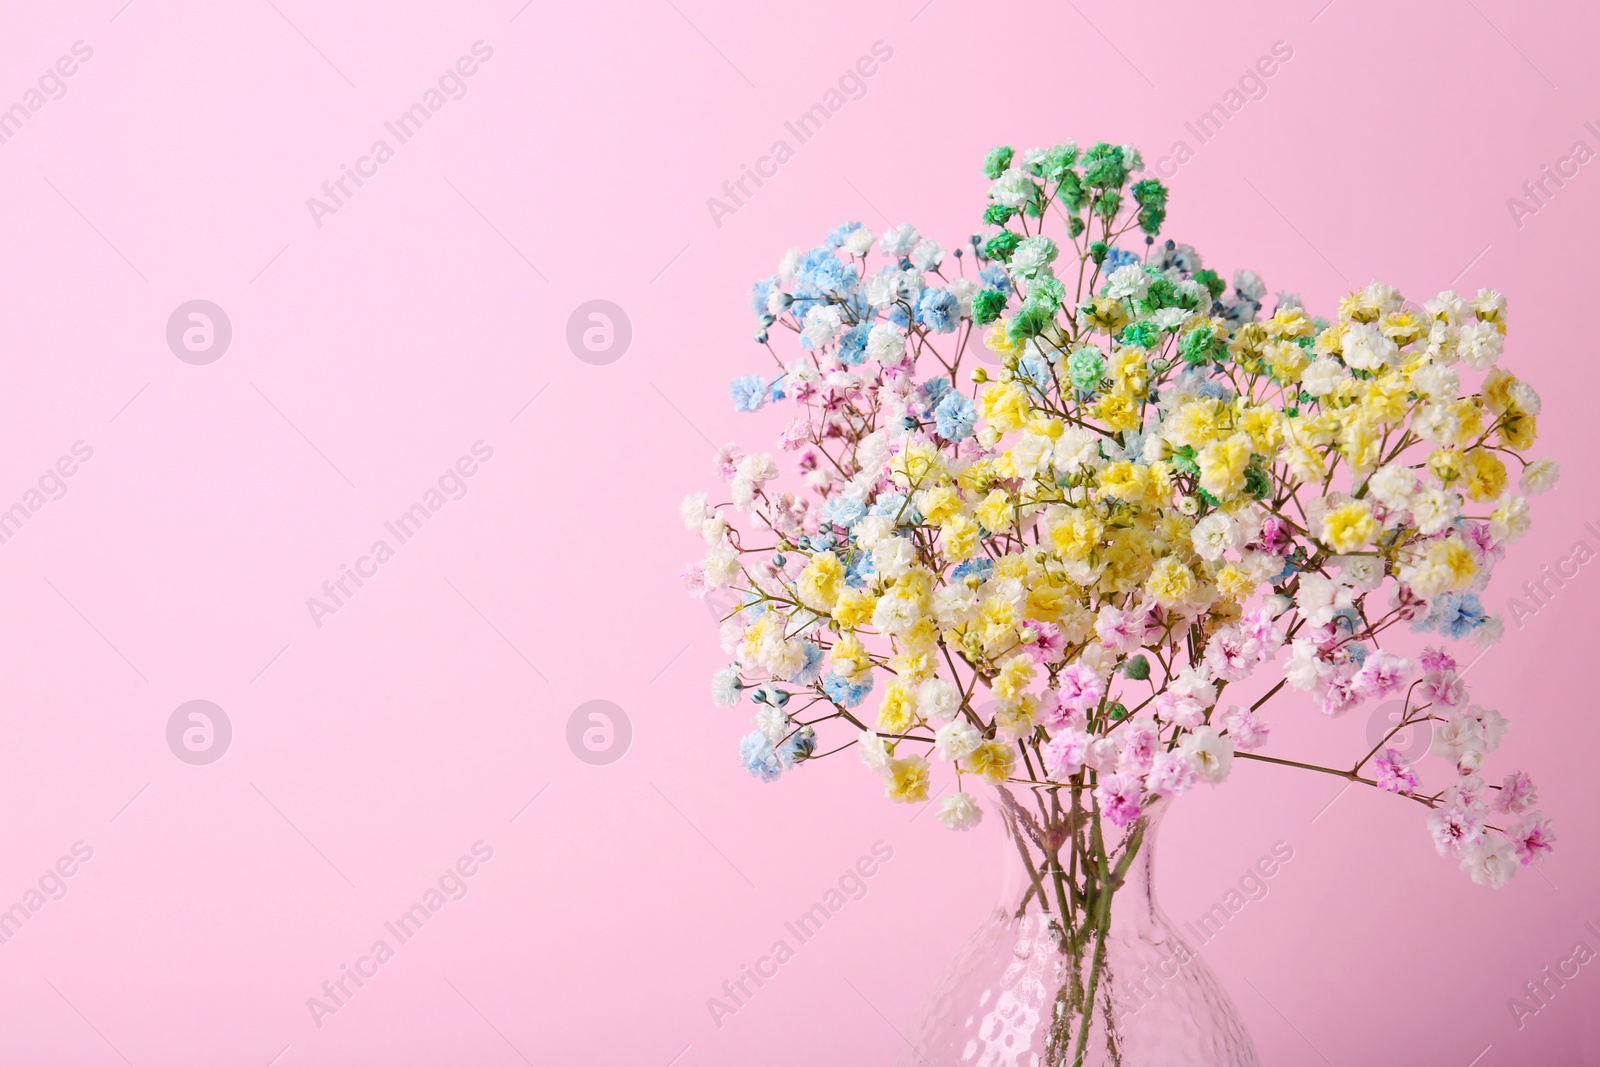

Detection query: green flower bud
(983, 145), (1015, 180)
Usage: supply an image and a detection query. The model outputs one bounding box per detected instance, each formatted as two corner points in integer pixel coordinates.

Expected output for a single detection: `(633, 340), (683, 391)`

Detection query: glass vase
(897, 784), (1259, 1066)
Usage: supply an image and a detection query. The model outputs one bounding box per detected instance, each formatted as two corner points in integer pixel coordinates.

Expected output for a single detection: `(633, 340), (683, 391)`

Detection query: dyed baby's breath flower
(683, 138), (1554, 893)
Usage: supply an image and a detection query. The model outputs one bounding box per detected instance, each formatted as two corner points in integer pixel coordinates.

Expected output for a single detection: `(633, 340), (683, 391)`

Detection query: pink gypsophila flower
(1354, 650), (1416, 700)
(1510, 813), (1555, 865)
(1116, 717), (1161, 776)
(1374, 748), (1417, 794)
(1095, 772), (1143, 828)
(1057, 662), (1105, 716)
(1145, 749), (1197, 796)
(1495, 771), (1538, 814)
(1043, 729), (1092, 778)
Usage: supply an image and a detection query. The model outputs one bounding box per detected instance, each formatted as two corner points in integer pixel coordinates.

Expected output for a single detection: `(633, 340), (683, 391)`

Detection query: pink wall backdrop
(0, 0), (1596, 1063)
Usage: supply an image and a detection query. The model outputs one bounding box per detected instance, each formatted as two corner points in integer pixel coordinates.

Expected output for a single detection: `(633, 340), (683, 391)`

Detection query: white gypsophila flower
(842, 226), (875, 257)
(1235, 269), (1267, 301)
(872, 537), (917, 580)
(777, 247), (800, 282)
(735, 453), (779, 484)
(712, 667), (742, 707)
(1301, 357), (1348, 397)
(1283, 639), (1331, 690)
(1341, 322), (1399, 371)
(1520, 457), (1559, 494)
(1295, 573), (1355, 626)
(1409, 488), (1459, 536)
(1461, 832), (1518, 888)
(1010, 431), (1054, 477)
(1426, 289), (1468, 325)
(871, 594), (920, 636)
(918, 677), (961, 722)
(802, 304), (845, 348)
(866, 268), (921, 309)
(1431, 713), (1485, 765)
(1333, 555), (1385, 592)
(766, 288), (789, 317)
(930, 583), (981, 627)
(858, 730), (891, 776)
(910, 238), (944, 272)
(680, 492), (711, 530)
(1106, 264), (1152, 300)
(1170, 665), (1217, 707)
(1190, 511), (1238, 561)
(1052, 427), (1101, 475)
(1470, 705), (1510, 751)
(1457, 321), (1503, 371)
(1508, 380), (1541, 416)
(880, 223), (920, 258)
(1366, 464), (1418, 510)
(704, 544), (740, 587)
(1411, 362), (1459, 402)
(866, 322), (906, 363)
(1180, 726), (1233, 784)
(754, 705), (789, 745)
(1490, 495), (1532, 544)
(936, 792), (984, 831)
(933, 718), (981, 761)
(1472, 287), (1507, 318)
(700, 514), (727, 545)
(853, 514), (895, 552)
(988, 169), (1033, 209)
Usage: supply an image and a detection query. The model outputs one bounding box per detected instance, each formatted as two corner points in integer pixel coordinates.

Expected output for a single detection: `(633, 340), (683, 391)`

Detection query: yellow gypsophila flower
(832, 588), (877, 630)
(877, 681), (918, 734)
(1461, 449), (1508, 502)
(797, 551), (843, 613)
(966, 741), (1015, 784)
(1145, 556), (1196, 607)
(974, 488), (1014, 534)
(1198, 432), (1253, 499)
(1322, 500), (1379, 553)
(992, 653), (1036, 699)
(886, 756), (930, 802)
(978, 381), (1031, 433)
(940, 513), (980, 562)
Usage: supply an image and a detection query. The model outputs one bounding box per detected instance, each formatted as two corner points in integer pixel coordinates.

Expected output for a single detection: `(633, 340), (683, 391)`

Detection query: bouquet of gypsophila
(681, 141), (1555, 1023)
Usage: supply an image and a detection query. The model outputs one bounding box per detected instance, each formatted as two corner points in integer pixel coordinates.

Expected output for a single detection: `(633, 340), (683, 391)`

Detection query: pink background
(0, 0), (1596, 1063)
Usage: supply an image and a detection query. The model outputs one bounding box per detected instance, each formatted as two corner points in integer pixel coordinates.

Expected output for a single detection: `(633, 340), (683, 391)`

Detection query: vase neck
(991, 783), (1166, 917)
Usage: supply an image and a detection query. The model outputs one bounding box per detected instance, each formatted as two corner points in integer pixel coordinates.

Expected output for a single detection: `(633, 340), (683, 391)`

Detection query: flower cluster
(681, 140), (1557, 886)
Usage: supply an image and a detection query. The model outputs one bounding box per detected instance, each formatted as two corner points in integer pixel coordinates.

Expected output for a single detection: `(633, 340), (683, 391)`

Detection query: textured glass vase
(898, 785), (1259, 1066)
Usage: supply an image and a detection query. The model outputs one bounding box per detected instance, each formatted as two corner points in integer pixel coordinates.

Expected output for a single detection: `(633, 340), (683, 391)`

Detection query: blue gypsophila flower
(1103, 246), (1142, 273)
(779, 725), (817, 767)
(843, 550), (874, 588)
(740, 730), (784, 781)
(917, 288), (960, 333)
(867, 491), (920, 525)
(750, 276), (779, 316)
(821, 671), (873, 708)
(731, 374), (768, 412)
(1414, 592), (1488, 639)
(951, 557), (995, 584)
(1017, 352), (1052, 390)
(826, 221), (863, 249)
(920, 376), (953, 411)
(788, 642), (824, 686)
(837, 323), (872, 366)
(794, 247), (856, 297)
(978, 264), (1012, 294)
(821, 493), (868, 529)
(934, 391), (977, 440)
